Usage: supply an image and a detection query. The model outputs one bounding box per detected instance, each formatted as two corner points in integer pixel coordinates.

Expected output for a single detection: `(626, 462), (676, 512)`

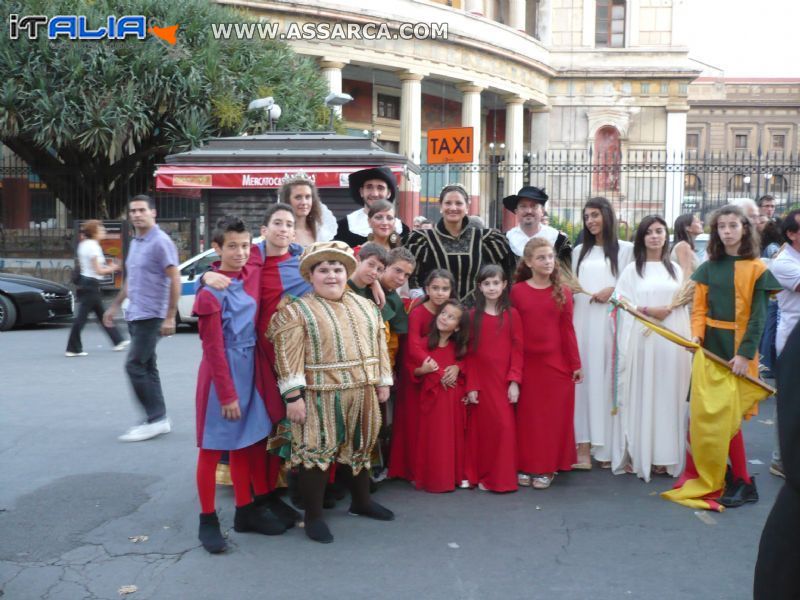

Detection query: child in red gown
(413, 299), (470, 493)
(388, 269), (456, 481)
(465, 265), (523, 492)
(511, 238), (583, 490)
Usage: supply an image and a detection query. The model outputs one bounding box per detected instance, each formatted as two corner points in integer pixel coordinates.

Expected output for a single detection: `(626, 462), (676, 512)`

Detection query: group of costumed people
(188, 165), (795, 562)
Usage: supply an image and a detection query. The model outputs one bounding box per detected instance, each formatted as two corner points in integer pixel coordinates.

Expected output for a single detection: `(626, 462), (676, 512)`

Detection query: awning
(155, 165), (407, 191)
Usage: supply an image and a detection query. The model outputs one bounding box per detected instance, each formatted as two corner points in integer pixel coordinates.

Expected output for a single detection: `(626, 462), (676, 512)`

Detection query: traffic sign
(427, 126), (474, 164)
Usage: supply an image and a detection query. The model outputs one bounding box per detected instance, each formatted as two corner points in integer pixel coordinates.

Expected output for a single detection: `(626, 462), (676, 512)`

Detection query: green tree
(0, 0), (331, 218)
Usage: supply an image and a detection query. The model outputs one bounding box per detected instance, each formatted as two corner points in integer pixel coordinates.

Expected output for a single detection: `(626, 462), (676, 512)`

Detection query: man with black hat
(335, 166), (410, 247)
(503, 186), (572, 268)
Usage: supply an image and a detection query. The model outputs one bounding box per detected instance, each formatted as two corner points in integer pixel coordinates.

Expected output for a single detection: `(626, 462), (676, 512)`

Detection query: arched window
(596, 0), (626, 48)
(727, 174), (751, 196)
(768, 174), (788, 198)
(684, 174), (702, 196)
(593, 126), (621, 192)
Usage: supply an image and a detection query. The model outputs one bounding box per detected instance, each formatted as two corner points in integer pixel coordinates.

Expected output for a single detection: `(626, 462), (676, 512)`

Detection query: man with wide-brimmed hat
(503, 185), (572, 267)
(267, 241), (394, 543)
(335, 166), (410, 247)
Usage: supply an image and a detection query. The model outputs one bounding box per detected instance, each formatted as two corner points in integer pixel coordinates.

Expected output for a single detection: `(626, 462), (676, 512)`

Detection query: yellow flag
(626, 312), (771, 511)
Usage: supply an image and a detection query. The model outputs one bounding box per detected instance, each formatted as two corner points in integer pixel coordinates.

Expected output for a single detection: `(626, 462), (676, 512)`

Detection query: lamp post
(325, 92), (354, 131)
(247, 97), (282, 132)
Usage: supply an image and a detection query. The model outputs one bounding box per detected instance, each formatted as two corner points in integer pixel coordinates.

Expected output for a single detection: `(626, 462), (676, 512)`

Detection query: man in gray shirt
(104, 195), (180, 442)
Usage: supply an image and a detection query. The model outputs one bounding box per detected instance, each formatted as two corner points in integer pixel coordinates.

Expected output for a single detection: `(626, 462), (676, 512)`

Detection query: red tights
(196, 441), (268, 513)
(728, 430), (751, 484)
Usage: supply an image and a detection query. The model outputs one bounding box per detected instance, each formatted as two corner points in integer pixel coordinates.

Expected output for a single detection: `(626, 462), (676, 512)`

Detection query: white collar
(346, 208), (403, 237)
(506, 225), (559, 256)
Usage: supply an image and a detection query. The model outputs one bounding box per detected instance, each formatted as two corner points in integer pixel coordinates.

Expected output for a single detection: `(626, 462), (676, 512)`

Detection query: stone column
(529, 106), (550, 157)
(664, 105), (689, 227)
(319, 59), (348, 117)
(464, 0), (484, 16)
(457, 83), (483, 216)
(503, 95), (525, 231)
(398, 71), (424, 224)
(509, 0), (526, 31)
(537, 0), (552, 44)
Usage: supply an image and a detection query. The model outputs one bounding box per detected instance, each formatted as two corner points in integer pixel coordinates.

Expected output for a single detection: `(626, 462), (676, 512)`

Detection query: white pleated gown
(610, 261), (691, 481)
(572, 242), (634, 462)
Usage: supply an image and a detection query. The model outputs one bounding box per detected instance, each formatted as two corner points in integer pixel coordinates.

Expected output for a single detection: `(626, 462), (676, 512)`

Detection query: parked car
(175, 237), (267, 326)
(176, 248), (218, 326)
(0, 272), (74, 331)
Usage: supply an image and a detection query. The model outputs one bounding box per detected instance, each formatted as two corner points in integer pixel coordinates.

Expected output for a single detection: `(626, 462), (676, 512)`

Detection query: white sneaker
(118, 418), (171, 442)
(65, 351), (88, 357)
(113, 340), (131, 352)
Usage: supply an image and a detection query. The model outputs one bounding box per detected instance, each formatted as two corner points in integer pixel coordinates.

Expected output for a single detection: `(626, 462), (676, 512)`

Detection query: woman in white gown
(278, 175), (337, 247)
(572, 197), (634, 468)
(611, 215), (691, 482)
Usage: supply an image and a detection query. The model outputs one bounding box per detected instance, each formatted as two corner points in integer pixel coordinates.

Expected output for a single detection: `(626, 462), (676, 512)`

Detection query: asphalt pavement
(0, 321), (784, 599)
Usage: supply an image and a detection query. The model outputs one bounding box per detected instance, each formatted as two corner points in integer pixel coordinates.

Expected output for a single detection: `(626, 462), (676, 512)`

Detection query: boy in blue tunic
(193, 215), (286, 553)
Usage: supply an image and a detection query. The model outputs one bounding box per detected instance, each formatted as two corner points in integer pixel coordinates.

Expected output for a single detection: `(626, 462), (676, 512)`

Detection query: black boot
(305, 518), (334, 544)
(233, 502), (287, 535)
(198, 512), (226, 554)
(347, 467), (395, 521)
(719, 476), (759, 508)
(254, 492), (301, 529)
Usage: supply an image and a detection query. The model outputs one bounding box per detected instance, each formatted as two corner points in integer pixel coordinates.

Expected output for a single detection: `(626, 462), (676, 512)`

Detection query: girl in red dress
(511, 238), (583, 490)
(413, 299), (471, 493)
(465, 265), (523, 492)
(388, 269), (455, 481)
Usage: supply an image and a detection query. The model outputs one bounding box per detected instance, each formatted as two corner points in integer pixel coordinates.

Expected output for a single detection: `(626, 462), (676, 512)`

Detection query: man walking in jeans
(104, 195), (180, 442)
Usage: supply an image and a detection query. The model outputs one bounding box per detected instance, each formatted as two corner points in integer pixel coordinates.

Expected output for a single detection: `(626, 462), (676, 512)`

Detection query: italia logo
(8, 14), (179, 44)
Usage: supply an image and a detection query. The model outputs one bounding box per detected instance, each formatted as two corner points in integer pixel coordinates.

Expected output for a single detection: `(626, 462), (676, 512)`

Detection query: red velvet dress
(388, 303), (435, 481)
(510, 283), (581, 474)
(413, 341), (467, 493)
(465, 309), (523, 491)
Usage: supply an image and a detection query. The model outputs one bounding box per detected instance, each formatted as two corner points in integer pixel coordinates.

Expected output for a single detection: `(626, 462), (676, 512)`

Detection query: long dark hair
(422, 268), (456, 302)
(706, 205), (760, 261)
(576, 197), (621, 277)
(427, 299), (470, 358)
(471, 265), (511, 351)
(672, 214), (696, 250)
(633, 215), (677, 280)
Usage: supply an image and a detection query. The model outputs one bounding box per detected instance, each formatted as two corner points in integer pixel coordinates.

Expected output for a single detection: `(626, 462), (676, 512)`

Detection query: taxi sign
(427, 126), (474, 164)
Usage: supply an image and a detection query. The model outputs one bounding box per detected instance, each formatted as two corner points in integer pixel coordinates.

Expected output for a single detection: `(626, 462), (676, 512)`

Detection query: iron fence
(419, 149), (800, 239)
(0, 154), (199, 261)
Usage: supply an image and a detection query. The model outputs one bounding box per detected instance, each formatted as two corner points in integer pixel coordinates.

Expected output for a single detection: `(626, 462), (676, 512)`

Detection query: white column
(319, 59), (348, 117)
(509, 0), (526, 31)
(398, 71), (424, 164)
(582, 0), (594, 47)
(664, 106), (689, 227)
(464, 0), (484, 16)
(398, 71), (424, 224)
(529, 107), (550, 157)
(457, 83), (484, 215)
(537, 0), (552, 44)
(504, 95), (525, 230)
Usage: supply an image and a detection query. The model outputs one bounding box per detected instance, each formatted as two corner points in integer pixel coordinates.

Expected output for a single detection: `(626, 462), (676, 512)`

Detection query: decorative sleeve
(560, 287), (582, 371)
(482, 228), (516, 281)
(507, 307), (524, 384)
(266, 301), (308, 397)
(374, 304), (394, 387)
(691, 282), (709, 343)
(194, 291), (238, 405)
(406, 230), (433, 289)
(317, 202), (339, 242)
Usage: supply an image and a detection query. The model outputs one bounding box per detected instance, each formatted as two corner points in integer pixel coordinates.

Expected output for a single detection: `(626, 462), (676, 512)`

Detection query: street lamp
(325, 92), (353, 131)
(248, 97), (282, 132)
